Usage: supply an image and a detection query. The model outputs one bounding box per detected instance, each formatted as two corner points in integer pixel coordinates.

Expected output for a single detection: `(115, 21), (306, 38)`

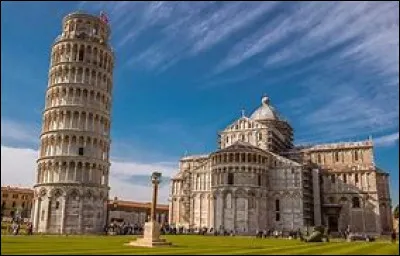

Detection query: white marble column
(199, 195), (202, 228)
(31, 198), (38, 230)
(168, 200), (173, 224)
(61, 197), (66, 234)
(244, 198), (248, 232)
(34, 198), (41, 232)
(233, 194), (237, 231)
(78, 197), (83, 233)
(45, 197), (52, 232)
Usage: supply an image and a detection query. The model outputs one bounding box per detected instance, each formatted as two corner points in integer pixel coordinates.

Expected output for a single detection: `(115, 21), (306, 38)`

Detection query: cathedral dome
(250, 96), (280, 121)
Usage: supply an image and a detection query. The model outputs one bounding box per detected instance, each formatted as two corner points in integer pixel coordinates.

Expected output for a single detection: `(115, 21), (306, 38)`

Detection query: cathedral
(169, 96), (393, 236)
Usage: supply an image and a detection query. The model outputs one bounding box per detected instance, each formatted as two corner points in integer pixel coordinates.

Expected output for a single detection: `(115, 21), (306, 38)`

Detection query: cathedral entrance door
(328, 216), (339, 232)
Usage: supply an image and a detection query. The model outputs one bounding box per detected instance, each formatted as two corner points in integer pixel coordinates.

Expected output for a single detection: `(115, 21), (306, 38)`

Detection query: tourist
(11, 222), (18, 235)
(391, 230), (396, 243)
(27, 222), (33, 235)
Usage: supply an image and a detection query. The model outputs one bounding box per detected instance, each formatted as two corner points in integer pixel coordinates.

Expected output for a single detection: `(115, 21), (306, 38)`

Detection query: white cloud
(1, 119), (39, 144)
(1, 146), (38, 188)
(374, 132), (399, 147)
(0, 145), (176, 204)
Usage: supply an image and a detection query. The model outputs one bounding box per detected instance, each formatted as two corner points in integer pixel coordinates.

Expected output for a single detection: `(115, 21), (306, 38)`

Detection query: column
(221, 194), (225, 229)
(207, 196), (211, 228)
(375, 201), (381, 234)
(60, 197), (66, 234)
(168, 200), (173, 224)
(78, 197), (83, 233)
(92, 115), (95, 133)
(74, 163), (77, 182)
(312, 169), (322, 226)
(199, 195), (202, 228)
(244, 197), (248, 233)
(212, 196), (217, 229)
(89, 166), (93, 183)
(34, 198), (41, 232)
(85, 114), (89, 131)
(45, 197), (52, 232)
(232, 194), (237, 231)
(362, 197), (366, 232)
(176, 199), (180, 224)
(69, 113), (73, 128)
(151, 181), (158, 222)
(31, 198), (38, 231)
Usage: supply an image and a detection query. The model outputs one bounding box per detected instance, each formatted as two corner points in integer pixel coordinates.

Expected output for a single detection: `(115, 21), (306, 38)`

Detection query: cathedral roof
(250, 96), (280, 121)
(268, 151), (302, 167)
(376, 166), (389, 176)
(214, 141), (267, 154)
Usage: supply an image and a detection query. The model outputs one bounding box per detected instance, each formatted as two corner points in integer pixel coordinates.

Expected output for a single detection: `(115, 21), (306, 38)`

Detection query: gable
(222, 117), (265, 133)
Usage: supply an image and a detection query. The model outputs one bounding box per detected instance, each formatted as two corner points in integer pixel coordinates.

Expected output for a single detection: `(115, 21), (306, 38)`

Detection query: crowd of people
(3, 219), (398, 243)
(5, 220), (33, 236)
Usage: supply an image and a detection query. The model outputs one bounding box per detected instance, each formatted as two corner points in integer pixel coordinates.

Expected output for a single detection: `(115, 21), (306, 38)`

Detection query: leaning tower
(32, 11), (114, 234)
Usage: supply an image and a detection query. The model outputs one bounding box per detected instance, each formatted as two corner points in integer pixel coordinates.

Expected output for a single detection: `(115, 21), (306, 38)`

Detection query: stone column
(34, 198), (41, 232)
(221, 194), (225, 229)
(32, 198), (38, 231)
(312, 169), (322, 226)
(232, 194), (237, 231)
(61, 197), (66, 234)
(151, 172), (161, 222)
(45, 197), (52, 232)
(244, 197), (248, 233)
(375, 200), (381, 234)
(211, 195), (215, 228)
(362, 197), (366, 232)
(78, 196), (84, 233)
(168, 199), (173, 224)
(199, 195), (202, 228)
(207, 195), (211, 228)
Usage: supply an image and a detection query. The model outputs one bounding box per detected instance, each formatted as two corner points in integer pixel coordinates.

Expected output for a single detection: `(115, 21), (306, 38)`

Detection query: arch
(68, 189), (80, 199)
(339, 197), (348, 204)
(39, 188), (48, 197)
(51, 188), (64, 198)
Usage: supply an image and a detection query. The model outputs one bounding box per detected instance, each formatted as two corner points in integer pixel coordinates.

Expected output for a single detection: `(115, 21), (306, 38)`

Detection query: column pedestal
(126, 221), (172, 247)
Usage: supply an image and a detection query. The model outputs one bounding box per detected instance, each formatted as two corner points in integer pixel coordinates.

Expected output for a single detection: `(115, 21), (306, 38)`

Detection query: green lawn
(1, 235), (399, 255)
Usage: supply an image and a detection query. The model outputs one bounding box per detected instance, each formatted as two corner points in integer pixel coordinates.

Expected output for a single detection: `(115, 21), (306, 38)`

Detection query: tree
(394, 205), (399, 219)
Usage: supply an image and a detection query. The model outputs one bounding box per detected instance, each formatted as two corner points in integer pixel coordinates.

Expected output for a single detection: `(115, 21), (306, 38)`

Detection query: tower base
(126, 221), (172, 248)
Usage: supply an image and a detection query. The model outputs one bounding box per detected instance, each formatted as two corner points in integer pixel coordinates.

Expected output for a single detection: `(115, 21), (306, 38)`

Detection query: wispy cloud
(77, 2), (398, 145)
(374, 132), (399, 147)
(79, 1), (278, 72)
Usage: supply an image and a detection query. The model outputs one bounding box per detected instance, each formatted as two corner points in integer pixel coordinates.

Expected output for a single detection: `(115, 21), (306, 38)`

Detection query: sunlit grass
(1, 235), (398, 255)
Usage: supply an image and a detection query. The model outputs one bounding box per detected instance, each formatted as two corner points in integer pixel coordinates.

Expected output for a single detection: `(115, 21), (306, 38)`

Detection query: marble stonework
(169, 96), (393, 236)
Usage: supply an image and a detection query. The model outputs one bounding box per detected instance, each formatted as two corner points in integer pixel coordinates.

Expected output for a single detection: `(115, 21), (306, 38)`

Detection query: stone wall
(32, 186), (107, 234)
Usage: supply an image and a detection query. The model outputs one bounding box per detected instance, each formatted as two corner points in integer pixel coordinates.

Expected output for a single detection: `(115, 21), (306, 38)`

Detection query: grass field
(1, 235), (399, 255)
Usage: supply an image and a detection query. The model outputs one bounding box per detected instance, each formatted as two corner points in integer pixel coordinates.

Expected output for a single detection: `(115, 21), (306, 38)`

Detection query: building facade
(107, 197), (169, 227)
(32, 11), (114, 234)
(169, 96), (393, 235)
(1, 186), (34, 220)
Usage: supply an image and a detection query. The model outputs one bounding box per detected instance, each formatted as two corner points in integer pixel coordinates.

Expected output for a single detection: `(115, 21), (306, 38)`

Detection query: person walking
(391, 230), (397, 243)
(27, 222), (33, 235)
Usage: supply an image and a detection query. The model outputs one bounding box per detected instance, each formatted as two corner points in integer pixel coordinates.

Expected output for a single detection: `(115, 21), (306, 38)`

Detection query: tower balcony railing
(47, 100), (109, 112)
(53, 33), (114, 53)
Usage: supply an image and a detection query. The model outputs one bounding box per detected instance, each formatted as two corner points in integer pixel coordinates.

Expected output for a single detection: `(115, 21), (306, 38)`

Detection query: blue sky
(1, 1), (399, 204)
